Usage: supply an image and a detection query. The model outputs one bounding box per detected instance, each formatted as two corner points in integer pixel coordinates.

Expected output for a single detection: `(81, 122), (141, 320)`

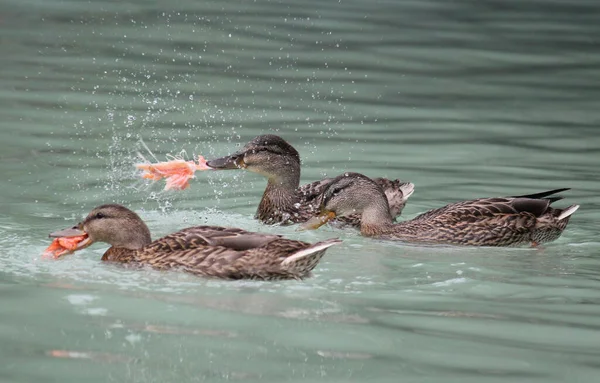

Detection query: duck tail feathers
(281, 238), (341, 267)
(398, 181), (415, 201)
(557, 205), (579, 221)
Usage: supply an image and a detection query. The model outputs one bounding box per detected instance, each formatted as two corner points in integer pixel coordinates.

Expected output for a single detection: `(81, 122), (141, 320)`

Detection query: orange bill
(136, 155), (211, 190)
(298, 211), (337, 231)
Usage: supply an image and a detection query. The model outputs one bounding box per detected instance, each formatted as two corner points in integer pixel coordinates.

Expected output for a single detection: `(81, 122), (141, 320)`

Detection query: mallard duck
(47, 204), (341, 280)
(205, 134), (414, 225)
(301, 173), (579, 247)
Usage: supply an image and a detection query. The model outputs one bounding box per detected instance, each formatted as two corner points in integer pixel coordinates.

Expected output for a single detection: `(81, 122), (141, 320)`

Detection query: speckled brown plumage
(50, 204), (341, 280)
(307, 173), (579, 247)
(205, 135), (414, 226)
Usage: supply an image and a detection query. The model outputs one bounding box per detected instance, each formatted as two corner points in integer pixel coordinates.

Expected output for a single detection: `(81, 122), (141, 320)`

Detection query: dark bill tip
(206, 154), (245, 170)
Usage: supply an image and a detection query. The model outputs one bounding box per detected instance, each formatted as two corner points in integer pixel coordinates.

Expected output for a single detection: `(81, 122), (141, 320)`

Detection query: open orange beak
(42, 226), (94, 259)
(298, 211), (337, 231)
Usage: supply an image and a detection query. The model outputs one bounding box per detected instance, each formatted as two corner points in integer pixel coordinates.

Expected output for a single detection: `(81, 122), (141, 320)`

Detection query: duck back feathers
(102, 226), (341, 280)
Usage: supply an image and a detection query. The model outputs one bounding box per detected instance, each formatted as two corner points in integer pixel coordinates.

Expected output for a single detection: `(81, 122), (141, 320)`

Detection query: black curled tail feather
(512, 188), (570, 202)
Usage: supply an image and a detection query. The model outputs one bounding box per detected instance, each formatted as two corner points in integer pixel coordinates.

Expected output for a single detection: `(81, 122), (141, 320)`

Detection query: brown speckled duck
(48, 204), (341, 280)
(302, 173), (579, 247)
(206, 135), (414, 226)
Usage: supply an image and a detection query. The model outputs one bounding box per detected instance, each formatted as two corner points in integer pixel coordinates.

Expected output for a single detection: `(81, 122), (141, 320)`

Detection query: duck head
(301, 172), (392, 230)
(49, 204), (152, 257)
(206, 135), (301, 187)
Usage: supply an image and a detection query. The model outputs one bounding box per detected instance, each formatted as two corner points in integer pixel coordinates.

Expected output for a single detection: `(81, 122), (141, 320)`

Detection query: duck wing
(139, 245), (248, 278)
(139, 236), (341, 280)
(394, 190), (576, 246)
(413, 188), (573, 223)
(396, 198), (537, 246)
(298, 178), (334, 205)
(145, 226), (282, 253)
(413, 196), (553, 222)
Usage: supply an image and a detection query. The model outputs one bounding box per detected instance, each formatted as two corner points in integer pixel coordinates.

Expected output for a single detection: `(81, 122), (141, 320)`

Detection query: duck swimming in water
(302, 172), (579, 247)
(46, 204), (341, 280)
(205, 135), (415, 226)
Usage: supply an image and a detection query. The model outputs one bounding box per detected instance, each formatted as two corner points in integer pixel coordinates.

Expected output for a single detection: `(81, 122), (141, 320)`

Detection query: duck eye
(95, 212), (106, 219)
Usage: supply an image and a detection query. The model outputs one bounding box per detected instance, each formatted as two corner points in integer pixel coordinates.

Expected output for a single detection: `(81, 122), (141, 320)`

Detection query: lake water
(1, 0), (599, 382)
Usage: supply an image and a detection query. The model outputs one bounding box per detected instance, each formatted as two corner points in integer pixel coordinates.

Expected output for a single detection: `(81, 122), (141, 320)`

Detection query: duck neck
(257, 179), (300, 223)
(256, 163), (301, 223)
(360, 204), (395, 237)
(267, 159), (301, 191)
(101, 225), (152, 262)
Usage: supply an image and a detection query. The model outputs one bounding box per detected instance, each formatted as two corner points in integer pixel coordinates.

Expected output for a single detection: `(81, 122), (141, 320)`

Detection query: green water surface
(1, 0), (599, 382)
